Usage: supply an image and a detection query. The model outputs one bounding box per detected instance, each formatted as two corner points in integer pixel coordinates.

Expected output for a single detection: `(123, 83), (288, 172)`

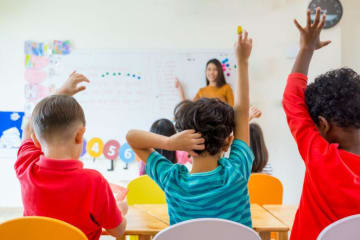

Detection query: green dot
(113, 73), (116, 76)
(106, 72), (109, 75)
(127, 73), (130, 76)
(101, 74), (105, 77)
(234, 65), (237, 69)
(118, 72), (121, 75)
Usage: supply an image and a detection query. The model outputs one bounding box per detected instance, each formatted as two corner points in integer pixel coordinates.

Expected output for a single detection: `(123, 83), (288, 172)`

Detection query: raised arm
(234, 31), (252, 144)
(126, 129), (205, 162)
(175, 78), (186, 101)
(22, 71), (89, 143)
(283, 8), (331, 163)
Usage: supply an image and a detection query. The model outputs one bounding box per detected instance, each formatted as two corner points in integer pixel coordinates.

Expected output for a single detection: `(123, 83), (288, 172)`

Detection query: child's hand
(294, 7), (331, 51)
(56, 71), (90, 96)
(235, 30), (253, 63)
(117, 200), (128, 216)
(168, 130), (205, 156)
(249, 106), (262, 121)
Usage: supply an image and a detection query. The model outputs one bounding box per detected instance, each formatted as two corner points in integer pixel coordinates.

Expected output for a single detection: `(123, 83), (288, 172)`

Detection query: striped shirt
(146, 139), (254, 226)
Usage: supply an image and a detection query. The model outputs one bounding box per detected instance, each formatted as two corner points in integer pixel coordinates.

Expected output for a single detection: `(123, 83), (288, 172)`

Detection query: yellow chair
(127, 175), (166, 205)
(0, 216), (87, 240)
(248, 173), (283, 205)
(126, 175), (166, 240)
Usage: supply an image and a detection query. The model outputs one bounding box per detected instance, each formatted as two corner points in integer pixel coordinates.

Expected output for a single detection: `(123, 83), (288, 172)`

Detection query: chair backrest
(127, 175), (166, 205)
(0, 216), (87, 240)
(317, 214), (360, 240)
(153, 218), (261, 240)
(248, 173), (283, 205)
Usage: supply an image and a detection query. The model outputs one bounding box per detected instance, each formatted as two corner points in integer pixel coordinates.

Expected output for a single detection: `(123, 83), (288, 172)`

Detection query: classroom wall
(0, 0), (354, 207)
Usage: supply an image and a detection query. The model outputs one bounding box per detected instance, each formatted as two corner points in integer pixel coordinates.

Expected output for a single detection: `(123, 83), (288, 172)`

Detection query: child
(127, 31), (254, 226)
(15, 72), (127, 240)
(250, 123), (272, 175)
(283, 8), (360, 240)
(176, 58), (234, 106)
(138, 118), (192, 175)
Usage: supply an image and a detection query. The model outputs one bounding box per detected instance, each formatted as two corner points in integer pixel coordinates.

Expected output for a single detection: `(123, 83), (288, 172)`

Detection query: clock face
(308, 0), (343, 29)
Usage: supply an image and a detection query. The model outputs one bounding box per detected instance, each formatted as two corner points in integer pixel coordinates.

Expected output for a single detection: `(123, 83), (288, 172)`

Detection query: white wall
(0, 0), (351, 207)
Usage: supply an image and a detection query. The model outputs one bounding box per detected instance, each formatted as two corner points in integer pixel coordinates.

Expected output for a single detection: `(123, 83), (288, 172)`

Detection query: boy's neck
(43, 144), (78, 160)
(190, 153), (221, 174)
(337, 129), (360, 155)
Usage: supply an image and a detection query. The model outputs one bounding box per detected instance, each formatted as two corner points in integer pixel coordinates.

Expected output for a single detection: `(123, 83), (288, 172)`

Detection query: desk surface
(133, 204), (289, 233)
(262, 205), (298, 230)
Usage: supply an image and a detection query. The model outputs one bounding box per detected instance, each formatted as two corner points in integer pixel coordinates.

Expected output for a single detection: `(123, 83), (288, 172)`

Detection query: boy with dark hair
(126, 31), (254, 226)
(283, 8), (360, 240)
(16, 72), (127, 240)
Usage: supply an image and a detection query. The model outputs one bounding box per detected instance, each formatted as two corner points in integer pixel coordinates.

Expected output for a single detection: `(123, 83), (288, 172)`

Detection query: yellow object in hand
(237, 26), (243, 34)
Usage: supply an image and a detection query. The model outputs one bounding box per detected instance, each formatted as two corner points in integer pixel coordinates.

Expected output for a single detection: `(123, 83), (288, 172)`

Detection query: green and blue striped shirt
(146, 139), (254, 227)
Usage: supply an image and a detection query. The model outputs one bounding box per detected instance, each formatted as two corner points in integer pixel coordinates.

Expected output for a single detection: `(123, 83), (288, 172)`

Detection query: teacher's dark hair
(206, 58), (227, 88)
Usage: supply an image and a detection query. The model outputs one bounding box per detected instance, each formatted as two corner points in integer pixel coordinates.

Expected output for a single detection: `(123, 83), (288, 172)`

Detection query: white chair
(317, 214), (360, 240)
(153, 218), (261, 240)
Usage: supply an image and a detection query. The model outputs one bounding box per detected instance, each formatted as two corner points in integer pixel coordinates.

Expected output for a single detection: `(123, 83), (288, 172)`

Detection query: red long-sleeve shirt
(283, 73), (360, 240)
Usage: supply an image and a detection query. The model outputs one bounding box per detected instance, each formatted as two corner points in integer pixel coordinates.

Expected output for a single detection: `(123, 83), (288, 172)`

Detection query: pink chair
(317, 214), (360, 240)
(153, 218), (261, 240)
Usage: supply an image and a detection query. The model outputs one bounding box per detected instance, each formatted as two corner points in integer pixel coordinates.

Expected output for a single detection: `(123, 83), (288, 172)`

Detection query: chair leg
(259, 232), (271, 240)
(278, 232), (288, 240)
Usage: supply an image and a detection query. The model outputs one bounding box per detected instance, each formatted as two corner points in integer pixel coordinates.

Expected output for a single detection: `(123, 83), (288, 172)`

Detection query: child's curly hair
(305, 68), (360, 128)
(174, 98), (235, 155)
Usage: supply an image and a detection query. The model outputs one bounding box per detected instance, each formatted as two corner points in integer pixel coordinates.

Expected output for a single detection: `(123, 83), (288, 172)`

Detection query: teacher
(176, 58), (234, 106)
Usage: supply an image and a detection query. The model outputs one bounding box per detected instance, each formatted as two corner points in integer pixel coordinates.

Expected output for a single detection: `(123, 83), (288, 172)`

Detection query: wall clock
(308, 0), (343, 29)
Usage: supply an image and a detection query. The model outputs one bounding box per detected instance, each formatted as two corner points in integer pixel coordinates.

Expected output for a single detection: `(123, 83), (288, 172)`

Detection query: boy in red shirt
(16, 72), (127, 240)
(283, 8), (360, 240)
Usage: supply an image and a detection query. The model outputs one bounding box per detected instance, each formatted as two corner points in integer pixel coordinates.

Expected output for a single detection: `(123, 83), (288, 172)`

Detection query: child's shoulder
(78, 168), (109, 185)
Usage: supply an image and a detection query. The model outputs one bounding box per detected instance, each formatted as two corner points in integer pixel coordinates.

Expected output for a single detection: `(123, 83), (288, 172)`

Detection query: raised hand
(56, 71), (90, 96)
(235, 30), (253, 63)
(168, 129), (205, 156)
(249, 106), (262, 121)
(294, 7), (331, 51)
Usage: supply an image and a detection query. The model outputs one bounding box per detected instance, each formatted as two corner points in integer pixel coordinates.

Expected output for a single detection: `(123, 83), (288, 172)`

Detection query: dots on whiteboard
(226, 73), (231, 77)
(113, 72), (116, 76)
(226, 64), (230, 67)
(132, 74), (135, 78)
(106, 72), (109, 75)
(127, 73), (130, 76)
(118, 72), (121, 75)
(101, 74), (105, 78)
(137, 76), (141, 80)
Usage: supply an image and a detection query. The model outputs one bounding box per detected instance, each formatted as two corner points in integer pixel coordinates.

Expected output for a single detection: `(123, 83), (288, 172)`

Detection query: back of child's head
(206, 58), (227, 88)
(150, 119), (177, 164)
(174, 98), (235, 155)
(305, 68), (360, 129)
(249, 123), (269, 173)
(32, 95), (85, 144)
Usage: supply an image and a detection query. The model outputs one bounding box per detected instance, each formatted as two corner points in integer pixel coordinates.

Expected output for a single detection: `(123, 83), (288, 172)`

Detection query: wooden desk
(263, 205), (298, 230)
(134, 204), (289, 240)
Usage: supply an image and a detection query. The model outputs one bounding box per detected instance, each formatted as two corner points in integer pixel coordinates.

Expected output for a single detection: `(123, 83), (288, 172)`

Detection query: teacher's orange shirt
(193, 84), (234, 106)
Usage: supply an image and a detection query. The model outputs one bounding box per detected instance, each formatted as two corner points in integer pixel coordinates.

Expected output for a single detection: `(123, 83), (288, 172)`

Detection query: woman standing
(176, 58), (234, 106)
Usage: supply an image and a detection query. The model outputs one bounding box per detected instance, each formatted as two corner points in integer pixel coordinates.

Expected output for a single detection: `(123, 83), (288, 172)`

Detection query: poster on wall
(24, 40), (238, 182)
(0, 111), (25, 157)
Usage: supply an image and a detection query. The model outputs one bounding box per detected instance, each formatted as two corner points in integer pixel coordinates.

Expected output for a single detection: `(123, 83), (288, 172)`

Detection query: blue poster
(0, 111), (25, 149)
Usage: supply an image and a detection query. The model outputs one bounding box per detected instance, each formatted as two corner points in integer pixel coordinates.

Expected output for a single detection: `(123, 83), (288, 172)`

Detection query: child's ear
(318, 116), (331, 134)
(31, 133), (41, 149)
(75, 127), (86, 144)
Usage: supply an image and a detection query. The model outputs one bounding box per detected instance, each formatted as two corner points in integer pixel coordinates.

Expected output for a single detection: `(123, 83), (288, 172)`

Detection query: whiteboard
(24, 49), (237, 182)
